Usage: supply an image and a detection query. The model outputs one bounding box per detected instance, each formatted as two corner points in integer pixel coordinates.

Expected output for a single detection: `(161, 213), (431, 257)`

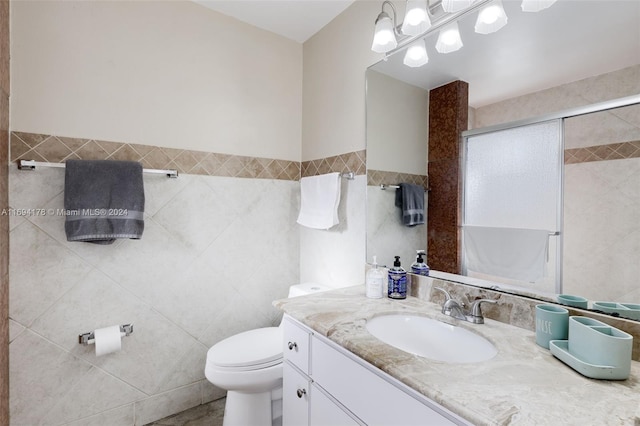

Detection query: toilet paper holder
(78, 324), (134, 345)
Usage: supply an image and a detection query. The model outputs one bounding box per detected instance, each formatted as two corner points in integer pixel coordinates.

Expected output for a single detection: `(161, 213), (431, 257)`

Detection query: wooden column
(0, 1), (9, 423)
(427, 80), (468, 274)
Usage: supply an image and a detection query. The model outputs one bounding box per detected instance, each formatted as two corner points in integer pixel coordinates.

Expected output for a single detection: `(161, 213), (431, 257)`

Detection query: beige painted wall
(302, 0), (384, 161)
(366, 70), (428, 174)
(10, 1), (302, 161)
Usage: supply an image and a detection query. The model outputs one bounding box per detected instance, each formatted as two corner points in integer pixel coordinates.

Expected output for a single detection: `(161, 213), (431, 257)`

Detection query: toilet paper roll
(94, 325), (122, 356)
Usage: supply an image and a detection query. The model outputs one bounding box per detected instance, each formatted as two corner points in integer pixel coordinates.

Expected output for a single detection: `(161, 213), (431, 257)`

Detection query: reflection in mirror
(365, 0), (640, 318)
(366, 70), (428, 268)
(563, 103), (640, 304)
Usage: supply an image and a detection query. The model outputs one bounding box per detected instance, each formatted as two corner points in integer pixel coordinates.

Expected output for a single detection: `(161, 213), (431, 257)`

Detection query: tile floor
(146, 398), (225, 426)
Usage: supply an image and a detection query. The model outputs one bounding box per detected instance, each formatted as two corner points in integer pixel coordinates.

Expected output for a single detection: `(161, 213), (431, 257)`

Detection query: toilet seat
(207, 327), (283, 372)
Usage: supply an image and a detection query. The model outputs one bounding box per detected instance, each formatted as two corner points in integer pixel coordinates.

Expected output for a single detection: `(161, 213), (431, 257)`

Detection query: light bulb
(436, 22), (463, 53)
(475, 0), (508, 34)
(403, 40), (428, 67)
(371, 13), (398, 53)
(401, 0), (431, 36)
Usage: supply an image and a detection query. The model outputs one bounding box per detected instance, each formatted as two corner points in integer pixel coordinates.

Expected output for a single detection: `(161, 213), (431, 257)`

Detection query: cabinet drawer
(310, 383), (363, 426)
(283, 316), (311, 373)
(283, 362), (310, 426)
(311, 336), (463, 426)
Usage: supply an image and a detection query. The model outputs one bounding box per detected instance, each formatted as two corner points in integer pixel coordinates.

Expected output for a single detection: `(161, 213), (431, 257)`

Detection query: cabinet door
(283, 317), (311, 373)
(310, 383), (363, 426)
(283, 362), (310, 426)
(311, 336), (461, 426)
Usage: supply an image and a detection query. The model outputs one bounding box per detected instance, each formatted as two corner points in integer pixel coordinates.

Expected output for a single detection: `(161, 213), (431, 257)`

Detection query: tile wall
(366, 170), (429, 267)
(299, 152), (368, 288)
(8, 132), (301, 425)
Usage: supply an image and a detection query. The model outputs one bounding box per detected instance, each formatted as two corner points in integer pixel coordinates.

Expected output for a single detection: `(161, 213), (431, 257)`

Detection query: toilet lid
(208, 327), (283, 369)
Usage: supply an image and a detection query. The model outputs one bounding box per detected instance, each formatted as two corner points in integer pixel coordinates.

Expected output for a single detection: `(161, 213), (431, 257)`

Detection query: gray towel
(395, 183), (425, 226)
(64, 160), (145, 244)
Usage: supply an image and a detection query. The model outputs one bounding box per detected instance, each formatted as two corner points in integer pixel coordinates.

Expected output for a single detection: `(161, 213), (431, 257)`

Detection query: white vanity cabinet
(282, 315), (469, 426)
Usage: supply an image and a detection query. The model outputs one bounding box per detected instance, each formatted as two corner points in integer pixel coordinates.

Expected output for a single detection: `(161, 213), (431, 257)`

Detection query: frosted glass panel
(463, 120), (562, 292)
(464, 120), (561, 231)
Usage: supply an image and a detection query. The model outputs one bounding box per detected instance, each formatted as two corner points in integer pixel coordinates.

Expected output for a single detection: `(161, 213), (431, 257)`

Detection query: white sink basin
(366, 314), (497, 363)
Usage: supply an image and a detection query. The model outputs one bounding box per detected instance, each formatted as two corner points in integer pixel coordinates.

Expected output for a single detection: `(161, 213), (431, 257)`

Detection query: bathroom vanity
(275, 286), (640, 425)
(282, 315), (469, 426)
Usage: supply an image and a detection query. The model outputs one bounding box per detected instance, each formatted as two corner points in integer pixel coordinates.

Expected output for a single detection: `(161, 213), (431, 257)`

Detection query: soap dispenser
(365, 256), (384, 299)
(411, 250), (430, 276)
(387, 256), (407, 299)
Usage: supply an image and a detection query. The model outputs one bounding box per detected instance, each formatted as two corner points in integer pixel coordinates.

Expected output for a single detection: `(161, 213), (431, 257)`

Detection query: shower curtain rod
(18, 159), (179, 178)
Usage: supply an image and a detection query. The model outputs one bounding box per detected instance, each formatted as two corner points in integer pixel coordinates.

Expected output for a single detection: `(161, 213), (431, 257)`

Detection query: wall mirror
(365, 0), (640, 319)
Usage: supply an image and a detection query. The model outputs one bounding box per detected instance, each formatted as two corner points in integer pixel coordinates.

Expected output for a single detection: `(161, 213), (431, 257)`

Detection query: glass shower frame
(460, 94), (640, 295)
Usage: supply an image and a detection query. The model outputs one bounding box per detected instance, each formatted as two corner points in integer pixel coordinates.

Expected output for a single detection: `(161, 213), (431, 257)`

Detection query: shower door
(462, 119), (563, 295)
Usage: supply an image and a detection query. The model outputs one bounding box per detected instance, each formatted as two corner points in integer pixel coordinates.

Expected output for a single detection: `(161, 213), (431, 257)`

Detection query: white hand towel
(297, 172), (341, 230)
(463, 226), (551, 283)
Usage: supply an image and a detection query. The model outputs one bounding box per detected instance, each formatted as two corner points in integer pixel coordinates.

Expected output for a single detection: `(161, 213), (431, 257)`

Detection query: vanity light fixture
(401, 0), (431, 36)
(474, 0), (508, 34)
(521, 0), (557, 12)
(403, 39), (429, 67)
(372, 0), (555, 66)
(371, 1), (399, 53)
(442, 0), (475, 13)
(436, 22), (463, 53)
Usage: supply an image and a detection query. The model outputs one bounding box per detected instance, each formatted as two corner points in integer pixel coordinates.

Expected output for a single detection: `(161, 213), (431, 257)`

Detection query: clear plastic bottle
(410, 250), (430, 276)
(365, 256), (384, 299)
(387, 256), (407, 299)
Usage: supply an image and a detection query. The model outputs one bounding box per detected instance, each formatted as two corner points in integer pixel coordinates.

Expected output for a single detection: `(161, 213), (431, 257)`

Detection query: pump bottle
(387, 256), (407, 299)
(410, 250), (430, 276)
(365, 256), (384, 299)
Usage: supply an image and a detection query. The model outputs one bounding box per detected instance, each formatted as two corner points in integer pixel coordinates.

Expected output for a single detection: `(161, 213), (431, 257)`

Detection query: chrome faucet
(433, 287), (497, 324)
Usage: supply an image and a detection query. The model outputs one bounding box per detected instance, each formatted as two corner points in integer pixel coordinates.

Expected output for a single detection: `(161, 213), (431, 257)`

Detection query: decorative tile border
(10, 132), (370, 181)
(301, 150), (366, 178)
(367, 169), (429, 190)
(10, 131), (301, 181)
(565, 140), (640, 164)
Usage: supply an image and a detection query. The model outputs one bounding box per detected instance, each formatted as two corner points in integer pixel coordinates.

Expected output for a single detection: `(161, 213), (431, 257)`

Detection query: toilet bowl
(205, 283), (330, 426)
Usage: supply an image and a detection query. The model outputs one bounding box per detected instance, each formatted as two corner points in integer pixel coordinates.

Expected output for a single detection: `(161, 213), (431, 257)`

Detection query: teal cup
(535, 304), (569, 349)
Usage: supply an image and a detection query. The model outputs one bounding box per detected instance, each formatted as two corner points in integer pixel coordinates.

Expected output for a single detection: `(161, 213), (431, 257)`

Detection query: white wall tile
(10, 167), (301, 423)
(134, 383), (201, 426)
(152, 178), (239, 253)
(8, 166), (65, 210)
(9, 319), (25, 343)
(30, 268), (199, 395)
(201, 380), (226, 405)
(154, 341), (210, 394)
(64, 404), (135, 426)
(9, 330), (93, 425)
(44, 367), (145, 425)
(143, 173), (194, 217)
(9, 220), (94, 326)
(300, 175), (366, 288)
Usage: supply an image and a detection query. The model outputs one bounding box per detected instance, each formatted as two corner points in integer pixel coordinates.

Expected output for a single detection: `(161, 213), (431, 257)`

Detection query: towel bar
(340, 172), (355, 180)
(380, 183), (430, 192)
(79, 324), (134, 345)
(19, 159), (179, 178)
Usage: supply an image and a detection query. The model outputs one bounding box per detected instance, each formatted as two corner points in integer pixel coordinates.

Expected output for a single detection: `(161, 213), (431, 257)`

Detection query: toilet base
(223, 388), (282, 426)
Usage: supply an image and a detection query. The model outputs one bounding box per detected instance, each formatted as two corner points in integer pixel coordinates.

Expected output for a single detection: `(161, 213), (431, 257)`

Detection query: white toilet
(205, 283), (330, 426)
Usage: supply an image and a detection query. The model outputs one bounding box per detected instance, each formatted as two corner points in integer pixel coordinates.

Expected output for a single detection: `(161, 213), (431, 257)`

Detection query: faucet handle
(469, 299), (497, 324)
(433, 287), (452, 301)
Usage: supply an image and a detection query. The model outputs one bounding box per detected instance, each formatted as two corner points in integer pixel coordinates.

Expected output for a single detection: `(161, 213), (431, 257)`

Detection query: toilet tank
(288, 283), (331, 298)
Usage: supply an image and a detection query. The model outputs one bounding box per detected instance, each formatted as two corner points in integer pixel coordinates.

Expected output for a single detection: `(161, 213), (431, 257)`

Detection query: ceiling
(372, 0), (640, 107)
(192, 1), (639, 107)
(193, 0), (355, 43)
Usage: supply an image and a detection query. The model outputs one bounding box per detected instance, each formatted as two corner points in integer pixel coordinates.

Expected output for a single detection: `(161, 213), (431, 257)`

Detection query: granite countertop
(274, 286), (640, 426)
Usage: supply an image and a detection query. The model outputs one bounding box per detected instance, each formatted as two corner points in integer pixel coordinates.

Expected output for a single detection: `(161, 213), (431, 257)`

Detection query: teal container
(535, 304), (568, 349)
